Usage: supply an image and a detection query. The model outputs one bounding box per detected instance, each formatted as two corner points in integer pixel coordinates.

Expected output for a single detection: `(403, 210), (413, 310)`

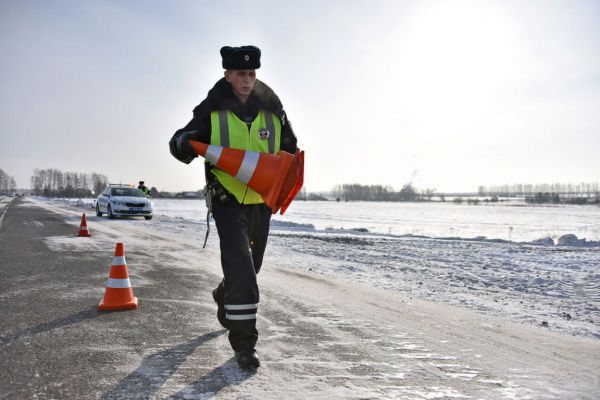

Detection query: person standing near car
(169, 45), (297, 369)
(137, 181), (150, 197)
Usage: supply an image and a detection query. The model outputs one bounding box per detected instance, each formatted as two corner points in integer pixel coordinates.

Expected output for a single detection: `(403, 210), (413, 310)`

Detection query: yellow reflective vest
(209, 110), (281, 204)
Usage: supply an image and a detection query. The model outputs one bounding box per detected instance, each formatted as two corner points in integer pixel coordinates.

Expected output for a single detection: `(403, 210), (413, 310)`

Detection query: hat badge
(244, 55), (250, 61)
(258, 128), (270, 139)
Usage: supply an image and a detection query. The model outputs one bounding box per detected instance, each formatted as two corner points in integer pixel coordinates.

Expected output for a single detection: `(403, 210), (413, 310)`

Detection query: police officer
(137, 181), (150, 197)
(169, 45), (297, 369)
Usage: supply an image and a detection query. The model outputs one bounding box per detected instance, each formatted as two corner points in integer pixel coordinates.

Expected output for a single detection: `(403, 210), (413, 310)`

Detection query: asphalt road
(1, 198), (599, 399)
(0, 199), (233, 399)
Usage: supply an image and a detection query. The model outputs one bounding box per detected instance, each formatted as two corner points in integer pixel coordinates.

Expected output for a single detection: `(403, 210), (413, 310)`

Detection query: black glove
(178, 131), (197, 157)
(169, 130), (198, 164)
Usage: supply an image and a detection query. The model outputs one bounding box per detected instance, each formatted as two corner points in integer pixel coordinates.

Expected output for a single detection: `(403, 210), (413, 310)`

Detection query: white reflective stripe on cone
(107, 278), (131, 288)
(112, 256), (126, 265)
(224, 304), (258, 310)
(235, 151), (259, 184)
(205, 145), (223, 165)
(226, 313), (256, 320)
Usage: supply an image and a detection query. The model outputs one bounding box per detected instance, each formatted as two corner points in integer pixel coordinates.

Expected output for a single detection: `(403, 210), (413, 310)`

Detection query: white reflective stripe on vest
(224, 303), (258, 310)
(219, 110), (230, 147)
(264, 111), (276, 154)
(226, 313), (256, 320)
(107, 278), (131, 288)
(205, 145), (223, 165)
(235, 151), (259, 185)
(112, 256), (126, 266)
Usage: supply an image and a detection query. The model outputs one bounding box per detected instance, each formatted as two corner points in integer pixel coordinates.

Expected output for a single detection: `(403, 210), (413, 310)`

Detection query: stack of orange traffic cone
(188, 140), (304, 215)
(77, 213), (91, 237)
(98, 242), (138, 311)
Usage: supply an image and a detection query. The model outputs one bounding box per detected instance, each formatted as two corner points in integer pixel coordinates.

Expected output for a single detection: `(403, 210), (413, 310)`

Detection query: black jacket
(169, 78), (297, 164)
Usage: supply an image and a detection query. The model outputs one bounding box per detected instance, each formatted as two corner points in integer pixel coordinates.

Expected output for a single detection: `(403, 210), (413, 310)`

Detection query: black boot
(235, 349), (260, 369)
(212, 287), (228, 330)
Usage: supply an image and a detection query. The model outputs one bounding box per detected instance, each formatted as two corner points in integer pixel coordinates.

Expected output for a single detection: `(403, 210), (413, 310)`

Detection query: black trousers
(211, 199), (271, 351)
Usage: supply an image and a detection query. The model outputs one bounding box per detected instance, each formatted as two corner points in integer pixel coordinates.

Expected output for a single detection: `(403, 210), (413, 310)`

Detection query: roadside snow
(0, 196), (14, 229)
(267, 231), (600, 339)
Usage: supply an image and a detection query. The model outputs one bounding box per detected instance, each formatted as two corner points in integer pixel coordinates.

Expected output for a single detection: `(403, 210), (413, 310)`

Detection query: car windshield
(110, 188), (145, 197)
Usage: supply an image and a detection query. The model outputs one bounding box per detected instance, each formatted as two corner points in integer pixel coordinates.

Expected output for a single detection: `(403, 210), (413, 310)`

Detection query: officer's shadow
(102, 329), (253, 399)
(169, 357), (255, 399)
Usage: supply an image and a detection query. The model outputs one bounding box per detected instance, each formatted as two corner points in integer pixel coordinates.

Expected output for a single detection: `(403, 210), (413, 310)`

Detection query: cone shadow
(0, 306), (101, 346)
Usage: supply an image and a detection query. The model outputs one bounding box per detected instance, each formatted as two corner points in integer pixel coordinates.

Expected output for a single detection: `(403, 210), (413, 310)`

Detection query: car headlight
(112, 200), (125, 206)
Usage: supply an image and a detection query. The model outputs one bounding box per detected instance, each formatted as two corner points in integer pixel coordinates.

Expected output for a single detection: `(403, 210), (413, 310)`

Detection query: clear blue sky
(1, 0), (599, 192)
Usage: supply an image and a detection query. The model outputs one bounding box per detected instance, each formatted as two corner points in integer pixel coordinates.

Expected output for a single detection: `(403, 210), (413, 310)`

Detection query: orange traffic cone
(189, 140), (304, 215)
(98, 242), (138, 311)
(78, 213), (91, 237)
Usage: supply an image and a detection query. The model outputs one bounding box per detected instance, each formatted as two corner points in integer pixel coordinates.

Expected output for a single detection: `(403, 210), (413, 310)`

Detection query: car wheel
(144, 215), (153, 220)
(108, 205), (115, 219)
(96, 203), (103, 217)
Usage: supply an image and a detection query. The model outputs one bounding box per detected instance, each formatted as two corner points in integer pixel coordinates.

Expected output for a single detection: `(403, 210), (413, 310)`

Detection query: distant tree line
(30, 168), (108, 197)
(296, 188), (328, 201)
(0, 168), (17, 194)
(478, 182), (599, 197)
(478, 182), (600, 204)
(523, 192), (598, 205)
(331, 183), (435, 202)
(150, 188), (204, 199)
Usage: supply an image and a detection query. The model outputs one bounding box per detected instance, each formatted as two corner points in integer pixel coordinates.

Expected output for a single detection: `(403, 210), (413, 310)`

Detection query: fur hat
(220, 45), (261, 70)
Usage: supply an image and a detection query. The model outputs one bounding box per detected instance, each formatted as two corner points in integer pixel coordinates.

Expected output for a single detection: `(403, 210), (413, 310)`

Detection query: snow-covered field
(33, 197), (600, 340)
(63, 197), (600, 242)
(272, 200), (600, 244)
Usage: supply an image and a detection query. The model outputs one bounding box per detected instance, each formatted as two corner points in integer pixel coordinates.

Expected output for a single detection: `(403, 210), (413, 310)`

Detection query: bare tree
(0, 168), (18, 194)
(30, 169), (108, 197)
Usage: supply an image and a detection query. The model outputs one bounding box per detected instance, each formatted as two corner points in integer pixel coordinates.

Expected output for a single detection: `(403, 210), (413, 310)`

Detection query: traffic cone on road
(188, 140), (304, 215)
(77, 213), (91, 237)
(98, 242), (138, 311)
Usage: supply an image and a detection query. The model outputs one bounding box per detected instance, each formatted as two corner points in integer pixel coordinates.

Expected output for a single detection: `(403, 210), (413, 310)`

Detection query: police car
(96, 184), (153, 220)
